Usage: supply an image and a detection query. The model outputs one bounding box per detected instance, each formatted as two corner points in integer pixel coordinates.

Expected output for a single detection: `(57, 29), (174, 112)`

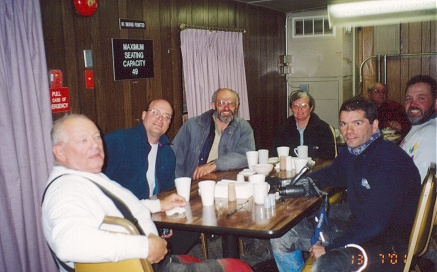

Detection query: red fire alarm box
(49, 70), (63, 89)
(85, 70), (94, 89)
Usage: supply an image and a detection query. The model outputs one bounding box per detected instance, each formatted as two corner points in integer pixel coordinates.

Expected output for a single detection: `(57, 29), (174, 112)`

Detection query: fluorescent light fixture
(328, 0), (437, 27)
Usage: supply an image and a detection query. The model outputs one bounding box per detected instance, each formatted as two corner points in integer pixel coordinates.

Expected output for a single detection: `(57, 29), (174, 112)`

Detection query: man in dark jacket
(104, 99), (175, 200)
(104, 99), (199, 254)
(271, 97), (421, 272)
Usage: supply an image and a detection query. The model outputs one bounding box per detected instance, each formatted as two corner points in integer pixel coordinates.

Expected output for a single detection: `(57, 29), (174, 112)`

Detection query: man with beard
(172, 88), (255, 179)
(400, 74), (437, 181)
(367, 82), (411, 136)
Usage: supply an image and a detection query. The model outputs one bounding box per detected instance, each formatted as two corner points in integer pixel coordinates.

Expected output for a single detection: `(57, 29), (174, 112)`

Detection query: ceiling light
(328, 0), (437, 27)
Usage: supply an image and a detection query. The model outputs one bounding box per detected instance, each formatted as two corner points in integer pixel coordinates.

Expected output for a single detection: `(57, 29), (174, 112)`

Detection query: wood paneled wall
(40, 0), (286, 150)
(359, 22), (437, 104)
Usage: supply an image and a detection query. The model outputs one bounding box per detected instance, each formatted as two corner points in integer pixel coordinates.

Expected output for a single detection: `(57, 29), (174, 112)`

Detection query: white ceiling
(233, 0), (361, 13)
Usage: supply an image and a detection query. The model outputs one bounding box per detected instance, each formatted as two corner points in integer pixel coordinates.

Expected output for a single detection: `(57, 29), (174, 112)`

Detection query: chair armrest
(102, 216), (140, 235)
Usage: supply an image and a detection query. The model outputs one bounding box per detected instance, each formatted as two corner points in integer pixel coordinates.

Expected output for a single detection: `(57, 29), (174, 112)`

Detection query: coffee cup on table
(294, 158), (308, 173)
(253, 181), (270, 205)
(258, 149), (269, 164)
(198, 180), (216, 206)
(248, 174), (266, 184)
(277, 146), (290, 157)
(294, 145), (308, 158)
(246, 151), (259, 170)
(175, 177), (192, 201)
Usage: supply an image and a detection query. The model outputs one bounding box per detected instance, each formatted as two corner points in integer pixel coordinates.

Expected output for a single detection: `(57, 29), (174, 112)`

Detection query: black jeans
(166, 230), (201, 255)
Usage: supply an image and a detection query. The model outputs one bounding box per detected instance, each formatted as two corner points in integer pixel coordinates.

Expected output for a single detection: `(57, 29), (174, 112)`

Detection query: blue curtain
(0, 0), (55, 271)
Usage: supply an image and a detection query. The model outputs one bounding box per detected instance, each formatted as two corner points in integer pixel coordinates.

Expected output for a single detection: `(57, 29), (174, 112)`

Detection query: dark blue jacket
(103, 123), (175, 199)
(309, 136), (421, 250)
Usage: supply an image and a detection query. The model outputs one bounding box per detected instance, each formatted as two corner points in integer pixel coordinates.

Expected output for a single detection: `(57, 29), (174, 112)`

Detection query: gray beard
(408, 108), (434, 125)
(213, 111), (235, 123)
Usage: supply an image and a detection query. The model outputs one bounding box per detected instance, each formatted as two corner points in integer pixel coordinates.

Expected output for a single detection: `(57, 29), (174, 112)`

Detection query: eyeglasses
(216, 100), (236, 107)
(372, 89), (388, 95)
(147, 109), (172, 122)
(291, 103), (309, 110)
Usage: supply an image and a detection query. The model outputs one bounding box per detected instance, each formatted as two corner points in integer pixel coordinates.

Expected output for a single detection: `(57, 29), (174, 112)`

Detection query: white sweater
(400, 118), (437, 181)
(42, 166), (161, 270)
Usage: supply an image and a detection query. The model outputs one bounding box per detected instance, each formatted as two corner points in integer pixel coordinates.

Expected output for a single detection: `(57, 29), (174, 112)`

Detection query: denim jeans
(270, 203), (352, 272)
(271, 202), (409, 272)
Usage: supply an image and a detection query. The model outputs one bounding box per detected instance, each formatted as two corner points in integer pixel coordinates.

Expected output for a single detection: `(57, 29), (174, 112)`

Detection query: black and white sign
(119, 19), (146, 30)
(112, 39), (154, 81)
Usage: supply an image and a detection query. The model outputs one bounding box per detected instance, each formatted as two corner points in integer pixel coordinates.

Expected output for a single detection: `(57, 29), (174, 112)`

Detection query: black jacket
(272, 112), (335, 160)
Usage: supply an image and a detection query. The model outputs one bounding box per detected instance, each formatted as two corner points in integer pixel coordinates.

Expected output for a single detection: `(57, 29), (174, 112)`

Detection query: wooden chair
(75, 216), (154, 272)
(404, 162), (437, 272)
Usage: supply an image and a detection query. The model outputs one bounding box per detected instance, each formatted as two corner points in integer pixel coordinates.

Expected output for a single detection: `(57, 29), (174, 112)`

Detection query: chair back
(329, 125), (338, 157)
(403, 162), (437, 272)
(75, 216), (154, 272)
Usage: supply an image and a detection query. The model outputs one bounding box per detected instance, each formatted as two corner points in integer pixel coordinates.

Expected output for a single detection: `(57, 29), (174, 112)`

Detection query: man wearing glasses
(172, 88), (255, 179)
(104, 99), (175, 200)
(367, 82), (411, 136)
(103, 99), (201, 255)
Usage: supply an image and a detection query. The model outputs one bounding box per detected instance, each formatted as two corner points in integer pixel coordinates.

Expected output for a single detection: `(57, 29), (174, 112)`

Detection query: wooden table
(152, 160), (331, 258)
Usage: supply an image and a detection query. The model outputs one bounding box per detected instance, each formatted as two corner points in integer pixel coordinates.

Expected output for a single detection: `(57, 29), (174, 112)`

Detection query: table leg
(222, 234), (240, 258)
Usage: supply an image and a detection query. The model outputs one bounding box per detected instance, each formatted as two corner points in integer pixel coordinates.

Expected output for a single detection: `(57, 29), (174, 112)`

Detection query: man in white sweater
(42, 114), (252, 272)
(399, 75), (437, 181)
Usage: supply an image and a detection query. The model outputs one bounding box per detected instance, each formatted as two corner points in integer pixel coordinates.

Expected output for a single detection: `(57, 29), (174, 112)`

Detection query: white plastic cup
(175, 177), (192, 201)
(285, 156), (293, 171)
(253, 181), (270, 205)
(258, 149), (269, 164)
(277, 146), (290, 157)
(294, 145), (308, 158)
(294, 158), (308, 173)
(248, 174), (266, 184)
(246, 151), (259, 170)
(198, 180), (216, 206)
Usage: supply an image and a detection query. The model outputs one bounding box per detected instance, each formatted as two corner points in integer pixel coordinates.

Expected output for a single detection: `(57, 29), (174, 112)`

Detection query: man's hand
(389, 121), (402, 132)
(192, 162), (216, 180)
(160, 193), (186, 211)
(147, 233), (167, 264)
(309, 244), (326, 260)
